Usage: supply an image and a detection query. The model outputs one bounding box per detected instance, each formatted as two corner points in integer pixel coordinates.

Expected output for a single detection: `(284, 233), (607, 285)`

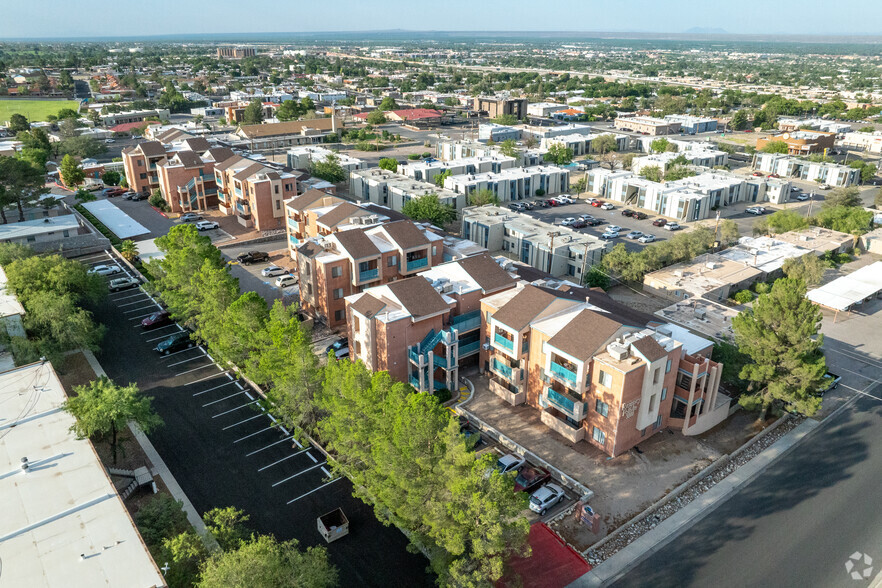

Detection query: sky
(5, 0), (882, 38)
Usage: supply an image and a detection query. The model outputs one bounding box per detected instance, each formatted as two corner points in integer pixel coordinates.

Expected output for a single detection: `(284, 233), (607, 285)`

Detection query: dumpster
(317, 508), (349, 543)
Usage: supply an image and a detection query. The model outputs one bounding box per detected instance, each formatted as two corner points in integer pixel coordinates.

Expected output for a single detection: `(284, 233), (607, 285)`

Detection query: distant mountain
(684, 27), (728, 35)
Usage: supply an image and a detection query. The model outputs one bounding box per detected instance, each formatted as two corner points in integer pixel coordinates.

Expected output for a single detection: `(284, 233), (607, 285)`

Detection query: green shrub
(421, 152), (432, 159)
(753, 282), (771, 295)
(535, 188), (546, 197)
(148, 190), (169, 212)
(433, 388), (452, 403)
(408, 153), (421, 160)
(733, 290), (754, 304)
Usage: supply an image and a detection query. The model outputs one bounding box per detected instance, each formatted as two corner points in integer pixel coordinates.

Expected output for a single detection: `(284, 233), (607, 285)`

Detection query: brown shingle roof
(136, 141), (166, 157)
(334, 229), (379, 260)
(377, 220), (429, 250)
(492, 285), (560, 332)
(457, 254), (516, 293)
(317, 203), (367, 229)
(214, 154), (246, 172)
(386, 277), (450, 319)
(349, 294), (386, 319)
(547, 309), (622, 362)
(297, 240), (324, 259)
(287, 189), (337, 211)
(237, 118), (342, 139)
(173, 151), (203, 168)
(182, 137), (211, 152)
(631, 336), (668, 362)
(232, 162), (266, 182)
(204, 147), (235, 163)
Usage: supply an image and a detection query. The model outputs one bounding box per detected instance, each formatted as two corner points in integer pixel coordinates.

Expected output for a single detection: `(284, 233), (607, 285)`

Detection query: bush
(148, 189), (169, 211)
(433, 388), (452, 403)
(354, 141), (382, 152)
(733, 290), (754, 304)
(535, 188), (546, 197)
(408, 153), (421, 160)
(421, 152), (432, 159)
(753, 282), (772, 295)
(135, 494), (190, 548)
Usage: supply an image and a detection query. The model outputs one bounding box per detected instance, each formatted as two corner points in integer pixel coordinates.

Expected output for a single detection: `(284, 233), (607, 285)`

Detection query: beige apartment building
(474, 96), (529, 120)
(614, 115), (681, 136)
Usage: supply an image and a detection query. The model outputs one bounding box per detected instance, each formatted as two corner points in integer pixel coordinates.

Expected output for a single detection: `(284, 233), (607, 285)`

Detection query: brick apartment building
(155, 144), (236, 214)
(296, 220), (445, 328)
(216, 47), (256, 58)
(213, 155), (298, 231)
(480, 282), (728, 456)
(474, 96), (529, 120)
(121, 140), (170, 195)
(346, 254), (517, 392)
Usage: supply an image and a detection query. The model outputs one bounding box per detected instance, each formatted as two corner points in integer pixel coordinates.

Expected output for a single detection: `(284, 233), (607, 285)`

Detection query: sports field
(0, 99), (81, 123)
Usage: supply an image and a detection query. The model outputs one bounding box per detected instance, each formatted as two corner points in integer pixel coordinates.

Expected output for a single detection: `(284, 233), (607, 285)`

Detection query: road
(613, 384), (882, 588)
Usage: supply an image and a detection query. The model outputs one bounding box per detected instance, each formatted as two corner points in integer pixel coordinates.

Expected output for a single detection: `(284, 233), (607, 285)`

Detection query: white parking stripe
(162, 347), (201, 360)
(221, 414), (263, 430)
(245, 437), (291, 456)
(306, 452), (318, 464)
(78, 253), (111, 262)
(117, 298), (151, 307)
(187, 371), (230, 386)
(257, 448), (310, 472)
(202, 390), (245, 407)
(146, 330), (181, 342)
(212, 400), (260, 418)
(192, 381), (237, 397)
(175, 364), (219, 377)
(271, 462), (326, 487)
(321, 466), (331, 477)
(111, 291), (147, 301)
(233, 426), (276, 443)
(129, 311), (161, 321)
(123, 305), (158, 314)
(286, 478), (343, 504)
(168, 355), (208, 368)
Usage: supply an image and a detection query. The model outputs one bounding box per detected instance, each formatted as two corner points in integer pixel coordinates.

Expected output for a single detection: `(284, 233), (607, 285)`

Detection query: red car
(141, 310), (171, 329)
(751, 171), (764, 177)
(590, 200), (603, 207)
(546, 199), (559, 207)
(514, 466), (551, 493)
(652, 218), (667, 227)
(768, 173), (780, 178)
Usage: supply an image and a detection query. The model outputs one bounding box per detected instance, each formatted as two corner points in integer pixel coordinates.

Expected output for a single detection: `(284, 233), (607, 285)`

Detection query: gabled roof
(376, 220), (430, 251)
(334, 229), (380, 260)
(134, 140), (166, 157)
(386, 277), (450, 319)
(457, 254), (516, 293)
(287, 188), (337, 211)
(214, 154), (247, 172)
(317, 202), (367, 229)
(237, 118), (341, 139)
(349, 293), (386, 318)
(172, 150), (203, 168)
(631, 335), (668, 362)
(232, 162), (266, 182)
(547, 309), (622, 362)
(204, 147), (235, 163)
(181, 137), (211, 152)
(492, 285), (560, 332)
(296, 239), (324, 259)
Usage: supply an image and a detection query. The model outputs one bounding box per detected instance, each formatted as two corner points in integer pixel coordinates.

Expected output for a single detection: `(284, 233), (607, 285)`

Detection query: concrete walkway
(567, 417), (820, 587)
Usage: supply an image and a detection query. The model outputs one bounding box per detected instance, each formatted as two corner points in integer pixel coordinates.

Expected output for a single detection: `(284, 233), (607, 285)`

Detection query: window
(331, 266), (342, 278)
(388, 255), (398, 267)
(648, 394), (657, 413)
(641, 427), (647, 438)
(354, 341), (362, 354)
(665, 359), (672, 373)
(275, 200), (281, 210)
(661, 387), (667, 401)
(595, 399), (609, 418)
(655, 415), (662, 430)
(432, 245), (437, 256)
(653, 367), (661, 385)
(598, 370), (612, 388)
(333, 288), (344, 300)
(334, 309), (344, 321)
(353, 316), (360, 331)
(274, 185), (279, 194)
(592, 427), (606, 445)
(140, 173), (147, 179)
(137, 160), (143, 167)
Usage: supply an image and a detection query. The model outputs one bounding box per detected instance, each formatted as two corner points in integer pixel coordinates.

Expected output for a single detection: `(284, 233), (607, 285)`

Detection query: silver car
(529, 483), (565, 515)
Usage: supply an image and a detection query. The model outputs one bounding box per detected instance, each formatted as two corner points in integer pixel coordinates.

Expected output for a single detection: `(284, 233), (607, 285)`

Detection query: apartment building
(756, 130), (836, 155)
(778, 117), (851, 134)
(213, 155), (297, 230)
(286, 146), (365, 175)
(348, 168), (465, 212)
(752, 153), (861, 187)
(586, 168), (790, 221)
(480, 283), (728, 455)
(296, 220), (445, 328)
(443, 165), (570, 202)
(841, 131), (882, 153)
(234, 118), (343, 150)
(100, 108), (170, 127)
(461, 205), (608, 279)
(478, 123), (521, 143)
(539, 132), (629, 157)
(614, 115), (681, 136)
(436, 139), (500, 161)
(217, 47), (256, 58)
(155, 145), (236, 213)
(400, 154), (517, 184)
(631, 149), (728, 175)
(527, 102), (569, 117)
(663, 114), (718, 134)
(121, 140), (170, 195)
(518, 123), (598, 142)
(346, 254), (517, 392)
(474, 96), (528, 120)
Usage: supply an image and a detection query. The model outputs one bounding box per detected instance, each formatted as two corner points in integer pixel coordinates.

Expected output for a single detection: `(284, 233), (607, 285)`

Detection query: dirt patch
(697, 409), (775, 455)
(57, 351), (98, 392)
(606, 285), (671, 316)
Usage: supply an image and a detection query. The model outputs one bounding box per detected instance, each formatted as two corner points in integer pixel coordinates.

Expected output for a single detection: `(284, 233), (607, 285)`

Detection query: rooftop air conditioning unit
(607, 343), (630, 361)
(695, 308), (707, 320)
(442, 284), (454, 293)
(705, 262), (717, 270)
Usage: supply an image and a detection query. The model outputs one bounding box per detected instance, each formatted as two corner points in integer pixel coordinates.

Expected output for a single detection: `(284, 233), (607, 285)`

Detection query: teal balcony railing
(547, 388), (576, 414)
(494, 333), (514, 351)
(289, 234), (299, 247)
(491, 358), (513, 380)
(549, 361), (577, 384)
(358, 268), (379, 282)
(451, 310), (481, 333)
(459, 341), (480, 356)
(406, 257), (428, 272)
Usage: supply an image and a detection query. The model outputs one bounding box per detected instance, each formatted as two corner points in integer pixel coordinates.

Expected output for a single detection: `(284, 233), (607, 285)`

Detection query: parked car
(590, 200), (603, 207)
(275, 275), (297, 288)
(600, 230), (619, 239)
(560, 217), (577, 226)
(522, 201), (535, 210)
(262, 265), (288, 277)
(546, 199), (559, 207)
(104, 138), (115, 144)
(626, 230), (644, 240)
(571, 219), (587, 229)
(751, 171), (764, 177)
(508, 202), (526, 212)
(536, 200), (550, 208)
(180, 212), (202, 222)
(579, 214), (595, 222)
(88, 264), (122, 276)
(141, 310), (171, 330)
(554, 195), (574, 204)
(325, 337), (349, 355)
(103, 187), (126, 197)
(795, 193), (811, 201)
(606, 225), (622, 233)
(236, 251), (270, 264)
(529, 483), (565, 515)
(108, 276), (140, 292)
(600, 202), (615, 210)
(652, 218), (668, 227)
(745, 206), (766, 215)
(131, 192), (149, 201)
(817, 372), (842, 395)
(154, 331), (194, 355)
(122, 191), (137, 200)
(195, 220), (219, 231)
(84, 183), (103, 192)
(768, 173), (780, 178)
(621, 209), (634, 217)
(496, 454), (526, 475)
(819, 184), (831, 190)
(584, 218), (603, 226)
(632, 211), (648, 220)
(664, 222), (682, 231)
(514, 466), (551, 493)
(638, 234), (656, 244)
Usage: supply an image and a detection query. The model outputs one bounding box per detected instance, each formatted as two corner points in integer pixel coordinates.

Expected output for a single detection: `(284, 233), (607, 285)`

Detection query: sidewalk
(567, 417), (820, 587)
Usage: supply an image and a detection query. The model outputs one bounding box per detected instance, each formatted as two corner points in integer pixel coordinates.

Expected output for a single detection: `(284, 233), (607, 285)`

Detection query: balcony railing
(358, 268), (379, 283)
(491, 358), (513, 380)
(549, 361), (577, 384)
(451, 310), (481, 333)
(459, 341), (480, 356)
(494, 332), (514, 351)
(546, 388), (578, 414)
(406, 257), (429, 272)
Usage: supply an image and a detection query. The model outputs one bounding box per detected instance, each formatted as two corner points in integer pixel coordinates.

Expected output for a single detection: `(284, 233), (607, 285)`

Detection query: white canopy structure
(806, 261), (882, 311)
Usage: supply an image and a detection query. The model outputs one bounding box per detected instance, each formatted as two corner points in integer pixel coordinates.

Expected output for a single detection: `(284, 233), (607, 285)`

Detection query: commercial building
(478, 123), (521, 143)
(296, 220), (445, 328)
(614, 115), (681, 136)
(841, 131), (882, 153)
(474, 96), (528, 120)
(777, 118), (852, 134)
(519, 123), (598, 142)
(631, 149), (728, 175)
(756, 130), (836, 155)
(527, 102), (569, 118)
(752, 153), (861, 187)
(399, 154), (517, 185)
(663, 114), (718, 134)
(216, 46), (256, 58)
(443, 165), (570, 202)
(0, 361), (166, 588)
(286, 146), (365, 175)
(346, 254), (517, 392)
(348, 168), (465, 212)
(234, 118), (343, 150)
(99, 108), (170, 127)
(479, 282), (728, 455)
(213, 155), (298, 230)
(461, 205), (608, 279)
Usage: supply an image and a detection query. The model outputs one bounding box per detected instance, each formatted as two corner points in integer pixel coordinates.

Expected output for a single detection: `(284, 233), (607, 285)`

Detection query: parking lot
(77, 250), (433, 587)
(218, 241), (300, 307)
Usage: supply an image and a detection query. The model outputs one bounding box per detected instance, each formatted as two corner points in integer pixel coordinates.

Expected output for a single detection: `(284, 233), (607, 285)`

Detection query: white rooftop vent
(705, 262), (717, 270)
(673, 270), (684, 277)
(695, 308), (707, 320)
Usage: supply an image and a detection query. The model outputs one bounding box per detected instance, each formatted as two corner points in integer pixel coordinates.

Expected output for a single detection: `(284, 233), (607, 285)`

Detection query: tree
(242, 100), (264, 125)
(9, 113), (29, 134)
(160, 531), (208, 588)
(760, 140), (789, 154)
(59, 135), (106, 159)
(663, 165), (695, 182)
(592, 133), (618, 155)
(640, 164), (663, 182)
(650, 138), (675, 153)
(135, 494), (190, 548)
(59, 118), (79, 140)
(583, 265), (610, 289)
(849, 160), (877, 184)
(203, 506), (251, 551)
(545, 143), (574, 166)
(401, 193), (457, 227)
(275, 100), (302, 122)
(377, 157), (398, 172)
(783, 253), (827, 286)
(59, 154), (84, 189)
(468, 188), (499, 206)
(490, 114), (518, 125)
(719, 219), (740, 245)
(102, 170), (121, 186)
(118, 239), (139, 262)
(378, 96), (398, 111)
(64, 377), (163, 464)
(434, 169), (452, 188)
(308, 153), (347, 183)
(499, 138), (518, 158)
(300, 96), (315, 113)
(0, 242), (34, 266)
(197, 535), (338, 588)
(823, 186), (862, 208)
(729, 110), (749, 131)
(754, 209), (809, 235)
(812, 205), (874, 235)
(366, 110), (387, 125)
(213, 292), (269, 367)
(732, 278), (827, 419)
(0, 155), (49, 222)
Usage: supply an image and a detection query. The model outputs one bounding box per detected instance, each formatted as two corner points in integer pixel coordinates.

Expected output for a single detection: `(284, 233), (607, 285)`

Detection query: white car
(664, 222), (681, 231)
(554, 196), (574, 204)
(600, 203), (615, 210)
(600, 230), (619, 240)
(606, 225), (622, 233)
(195, 220), (219, 231)
(275, 275), (297, 288)
(88, 264), (122, 276)
(496, 454), (526, 475)
(626, 230), (644, 240)
(529, 483), (565, 515)
(745, 206), (766, 215)
(560, 217), (577, 226)
(795, 193), (810, 202)
(108, 276), (140, 292)
(638, 234), (656, 243)
(819, 184), (831, 190)
(104, 138), (115, 143)
(261, 265), (288, 277)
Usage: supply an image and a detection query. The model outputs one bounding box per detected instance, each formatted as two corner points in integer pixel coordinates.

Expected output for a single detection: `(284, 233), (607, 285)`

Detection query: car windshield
(496, 458), (508, 471)
(515, 471), (531, 486)
(529, 495), (543, 506)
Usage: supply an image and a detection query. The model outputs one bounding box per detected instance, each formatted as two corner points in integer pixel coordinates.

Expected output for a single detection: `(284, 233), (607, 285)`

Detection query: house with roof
(213, 155), (298, 230)
(234, 118), (343, 150)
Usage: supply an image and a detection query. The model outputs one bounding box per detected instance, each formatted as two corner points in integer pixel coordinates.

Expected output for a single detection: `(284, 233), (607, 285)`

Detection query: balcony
(236, 201), (250, 215)
(489, 375), (525, 406)
(358, 268), (379, 283)
(289, 234), (299, 248)
(406, 257), (429, 272)
(490, 357), (513, 380)
(540, 407), (586, 443)
(458, 340), (480, 357)
(549, 361), (578, 385)
(494, 332), (514, 351)
(451, 310), (481, 333)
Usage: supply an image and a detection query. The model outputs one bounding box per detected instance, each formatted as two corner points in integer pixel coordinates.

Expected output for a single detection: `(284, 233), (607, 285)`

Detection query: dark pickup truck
(236, 251), (270, 265)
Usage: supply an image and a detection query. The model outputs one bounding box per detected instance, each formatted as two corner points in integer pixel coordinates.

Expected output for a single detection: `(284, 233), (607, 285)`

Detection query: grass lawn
(0, 99), (81, 123)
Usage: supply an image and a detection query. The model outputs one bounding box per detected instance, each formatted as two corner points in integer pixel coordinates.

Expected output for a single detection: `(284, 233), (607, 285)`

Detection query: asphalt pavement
(613, 385), (882, 588)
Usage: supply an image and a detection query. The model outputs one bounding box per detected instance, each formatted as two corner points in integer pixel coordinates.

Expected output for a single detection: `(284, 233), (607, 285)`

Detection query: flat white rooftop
(0, 362), (165, 588)
(0, 215), (81, 241)
(807, 261), (882, 311)
(81, 200), (150, 240)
